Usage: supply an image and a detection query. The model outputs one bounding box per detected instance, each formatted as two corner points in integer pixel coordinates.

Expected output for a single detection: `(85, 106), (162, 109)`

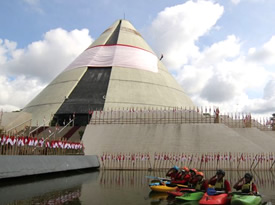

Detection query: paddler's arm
(251, 183), (258, 195)
(209, 175), (217, 185)
(225, 179), (232, 194)
(233, 177), (244, 190)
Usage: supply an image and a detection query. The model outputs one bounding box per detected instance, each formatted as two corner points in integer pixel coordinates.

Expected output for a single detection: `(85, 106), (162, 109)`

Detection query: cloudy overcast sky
(0, 0), (274, 118)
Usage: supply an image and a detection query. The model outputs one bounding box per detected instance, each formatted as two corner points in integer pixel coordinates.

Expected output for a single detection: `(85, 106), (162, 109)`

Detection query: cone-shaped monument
(23, 19), (194, 126)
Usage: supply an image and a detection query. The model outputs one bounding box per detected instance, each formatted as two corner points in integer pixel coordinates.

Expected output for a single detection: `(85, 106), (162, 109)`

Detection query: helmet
(196, 172), (204, 177)
(190, 168), (198, 174)
(216, 169), (225, 176)
(182, 166), (189, 172)
(173, 165), (179, 171)
(244, 173), (253, 180)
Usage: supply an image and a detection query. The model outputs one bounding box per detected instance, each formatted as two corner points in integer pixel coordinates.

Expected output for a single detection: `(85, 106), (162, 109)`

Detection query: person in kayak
(194, 172), (208, 192)
(170, 166), (191, 185)
(233, 173), (258, 195)
(188, 168), (199, 188)
(209, 169), (231, 193)
(166, 165), (181, 180)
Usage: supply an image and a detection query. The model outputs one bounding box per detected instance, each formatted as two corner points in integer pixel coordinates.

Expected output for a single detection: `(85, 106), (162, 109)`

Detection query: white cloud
(243, 78), (275, 115)
(263, 79), (275, 99)
(1, 28), (93, 83)
(0, 28), (93, 111)
(0, 75), (44, 111)
(194, 35), (241, 67)
(149, 0), (224, 70)
(149, 0), (275, 116)
(247, 36), (275, 65)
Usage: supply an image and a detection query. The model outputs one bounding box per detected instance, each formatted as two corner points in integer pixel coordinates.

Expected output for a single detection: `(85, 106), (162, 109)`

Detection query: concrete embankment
(83, 123), (274, 155)
(0, 155), (100, 179)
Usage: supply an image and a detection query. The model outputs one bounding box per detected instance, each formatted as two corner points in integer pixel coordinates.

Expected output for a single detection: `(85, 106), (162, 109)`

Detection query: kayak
(168, 188), (197, 197)
(150, 184), (178, 192)
(176, 192), (204, 201)
(199, 192), (229, 205)
(231, 193), (262, 205)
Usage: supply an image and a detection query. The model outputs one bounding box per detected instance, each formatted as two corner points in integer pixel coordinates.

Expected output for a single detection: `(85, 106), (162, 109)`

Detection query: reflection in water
(0, 170), (274, 205)
(0, 171), (99, 205)
(148, 191), (169, 205)
(16, 187), (81, 205)
(99, 170), (150, 188)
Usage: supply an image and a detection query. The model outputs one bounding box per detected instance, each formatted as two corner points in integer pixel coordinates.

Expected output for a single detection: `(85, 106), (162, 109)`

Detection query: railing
(29, 119), (51, 136)
(90, 109), (215, 125)
(99, 152), (275, 171)
(89, 108), (274, 131)
(5, 118), (32, 136)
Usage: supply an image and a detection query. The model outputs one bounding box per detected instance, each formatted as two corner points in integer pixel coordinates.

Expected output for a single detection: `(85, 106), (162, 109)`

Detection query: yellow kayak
(150, 184), (178, 192)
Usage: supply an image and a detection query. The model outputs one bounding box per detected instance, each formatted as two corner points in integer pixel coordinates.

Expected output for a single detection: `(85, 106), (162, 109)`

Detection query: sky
(0, 0), (275, 119)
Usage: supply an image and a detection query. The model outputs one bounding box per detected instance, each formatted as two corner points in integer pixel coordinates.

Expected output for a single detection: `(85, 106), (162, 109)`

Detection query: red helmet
(196, 171), (204, 177)
(182, 166), (189, 172)
(190, 168), (198, 174)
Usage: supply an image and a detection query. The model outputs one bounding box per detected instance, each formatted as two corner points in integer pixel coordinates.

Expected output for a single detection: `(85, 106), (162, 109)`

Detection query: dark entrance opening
(53, 67), (112, 126)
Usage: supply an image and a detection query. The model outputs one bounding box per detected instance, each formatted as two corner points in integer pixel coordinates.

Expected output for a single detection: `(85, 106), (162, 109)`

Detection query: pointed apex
(88, 19), (154, 53)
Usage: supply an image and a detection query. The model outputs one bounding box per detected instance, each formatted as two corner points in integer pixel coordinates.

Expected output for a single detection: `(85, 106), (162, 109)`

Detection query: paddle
(146, 176), (171, 186)
(177, 184), (188, 188)
(166, 184), (192, 192)
(145, 176), (170, 181)
(207, 188), (225, 196)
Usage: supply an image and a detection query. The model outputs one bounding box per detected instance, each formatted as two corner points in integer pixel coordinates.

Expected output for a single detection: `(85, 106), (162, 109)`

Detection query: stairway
(62, 126), (81, 140)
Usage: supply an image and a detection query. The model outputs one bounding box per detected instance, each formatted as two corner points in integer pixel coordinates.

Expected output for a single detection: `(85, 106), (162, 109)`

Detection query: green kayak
(176, 192), (204, 201)
(231, 193), (262, 205)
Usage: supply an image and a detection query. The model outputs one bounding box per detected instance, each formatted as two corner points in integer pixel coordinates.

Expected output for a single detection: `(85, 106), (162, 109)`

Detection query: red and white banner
(66, 44), (158, 73)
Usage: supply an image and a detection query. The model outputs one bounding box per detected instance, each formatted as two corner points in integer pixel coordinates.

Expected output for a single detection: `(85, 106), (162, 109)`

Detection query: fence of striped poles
(89, 107), (274, 131)
(0, 135), (84, 155)
(99, 152), (275, 171)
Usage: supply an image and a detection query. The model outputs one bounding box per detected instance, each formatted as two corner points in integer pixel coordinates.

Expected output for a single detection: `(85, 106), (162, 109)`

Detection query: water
(0, 170), (274, 205)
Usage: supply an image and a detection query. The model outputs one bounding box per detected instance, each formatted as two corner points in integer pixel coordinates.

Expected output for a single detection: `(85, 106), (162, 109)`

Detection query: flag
(131, 154), (135, 161)
(55, 124), (60, 131)
(205, 154), (208, 163)
(159, 54), (163, 60)
(154, 153), (158, 160)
